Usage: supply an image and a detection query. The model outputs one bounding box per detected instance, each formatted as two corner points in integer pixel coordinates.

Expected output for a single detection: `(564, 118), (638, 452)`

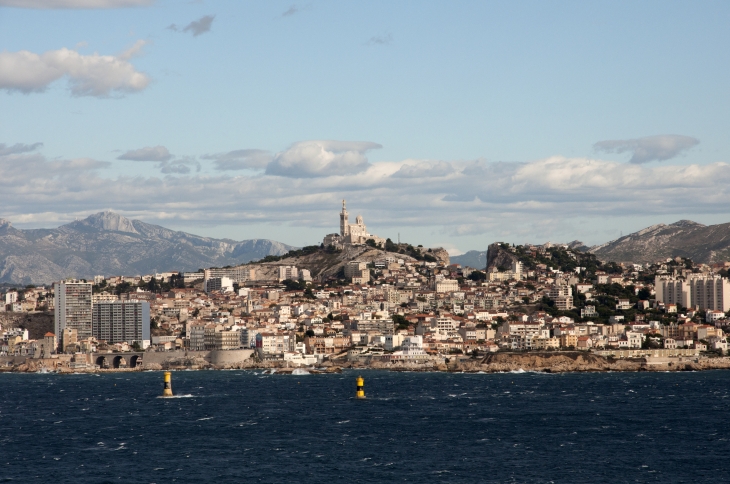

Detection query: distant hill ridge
(0, 211), (295, 285)
(589, 220), (730, 265)
(452, 220), (730, 269)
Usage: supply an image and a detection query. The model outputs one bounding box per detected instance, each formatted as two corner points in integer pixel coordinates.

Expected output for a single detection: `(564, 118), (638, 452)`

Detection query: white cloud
(266, 140), (382, 177)
(119, 39), (148, 60)
(118, 145), (172, 162)
(202, 149), (272, 170)
(0, 142), (43, 156)
(117, 146), (201, 174)
(392, 160), (454, 178)
(0, 0), (153, 8)
(4, 140), (730, 247)
(0, 152), (109, 186)
(159, 157), (200, 174)
(593, 134), (699, 164)
(0, 47), (149, 97)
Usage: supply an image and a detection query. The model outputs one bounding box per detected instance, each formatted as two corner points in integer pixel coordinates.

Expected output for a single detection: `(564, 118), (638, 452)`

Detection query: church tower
(340, 199), (349, 236)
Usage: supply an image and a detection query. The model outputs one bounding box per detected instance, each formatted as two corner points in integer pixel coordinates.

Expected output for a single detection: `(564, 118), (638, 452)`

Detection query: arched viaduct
(93, 352), (144, 369)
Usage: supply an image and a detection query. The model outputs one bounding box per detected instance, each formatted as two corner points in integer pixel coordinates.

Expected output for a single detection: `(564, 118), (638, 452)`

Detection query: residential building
(278, 266), (299, 282)
(54, 280), (93, 346)
(205, 277), (234, 293)
(92, 300), (150, 346)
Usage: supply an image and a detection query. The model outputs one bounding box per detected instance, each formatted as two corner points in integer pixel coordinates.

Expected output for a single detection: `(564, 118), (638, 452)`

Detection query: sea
(1, 369), (729, 483)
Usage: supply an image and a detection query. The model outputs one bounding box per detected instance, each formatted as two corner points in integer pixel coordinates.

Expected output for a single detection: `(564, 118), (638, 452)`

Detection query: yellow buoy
(356, 375), (365, 399)
(162, 371), (173, 397)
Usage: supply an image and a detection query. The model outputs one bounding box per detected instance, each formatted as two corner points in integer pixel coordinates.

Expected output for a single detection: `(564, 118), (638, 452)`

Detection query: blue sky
(1, 0), (730, 254)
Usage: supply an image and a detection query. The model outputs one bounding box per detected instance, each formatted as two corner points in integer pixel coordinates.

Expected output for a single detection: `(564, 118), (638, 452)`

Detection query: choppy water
(1, 370), (730, 483)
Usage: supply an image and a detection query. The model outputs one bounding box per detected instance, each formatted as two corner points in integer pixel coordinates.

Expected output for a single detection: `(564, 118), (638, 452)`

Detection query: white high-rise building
(204, 267), (256, 283)
(689, 275), (730, 312)
(92, 300), (150, 346)
(655, 275), (730, 312)
(278, 266), (299, 282)
(54, 280), (93, 344)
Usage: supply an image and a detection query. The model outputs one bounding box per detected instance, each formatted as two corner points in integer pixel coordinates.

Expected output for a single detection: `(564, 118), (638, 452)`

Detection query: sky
(1, 0), (730, 255)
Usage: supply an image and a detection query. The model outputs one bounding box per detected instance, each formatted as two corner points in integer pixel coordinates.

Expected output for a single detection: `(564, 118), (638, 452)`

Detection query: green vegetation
(468, 271), (486, 281)
(392, 314), (409, 330)
(383, 238), (437, 262)
(500, 244), (624, 277)
(282, 279), (308, 291)
(255, 245), (322, 264)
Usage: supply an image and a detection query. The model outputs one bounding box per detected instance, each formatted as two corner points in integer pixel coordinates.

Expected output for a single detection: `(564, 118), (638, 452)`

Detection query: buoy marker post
(356, 375), (365, 399)
(162, 371), (173, 397)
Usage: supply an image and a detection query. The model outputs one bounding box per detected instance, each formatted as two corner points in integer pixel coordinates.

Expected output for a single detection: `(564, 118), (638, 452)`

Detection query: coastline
(3, 351), (730, 374)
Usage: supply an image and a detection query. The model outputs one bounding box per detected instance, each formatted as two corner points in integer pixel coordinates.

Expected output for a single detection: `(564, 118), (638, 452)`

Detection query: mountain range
(451, 220), (730, 268)
(2, 213), (728, 284)
(0, 212), (294, 285)
(450, 250), (487, 269)
(589, 220), (730, 265)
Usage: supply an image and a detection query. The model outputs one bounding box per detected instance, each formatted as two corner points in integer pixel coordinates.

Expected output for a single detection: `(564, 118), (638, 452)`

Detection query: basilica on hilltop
(322, 200), (385, 249)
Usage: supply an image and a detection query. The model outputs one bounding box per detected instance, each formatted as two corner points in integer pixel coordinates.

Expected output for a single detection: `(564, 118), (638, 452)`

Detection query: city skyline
(2, 1), (730, 254)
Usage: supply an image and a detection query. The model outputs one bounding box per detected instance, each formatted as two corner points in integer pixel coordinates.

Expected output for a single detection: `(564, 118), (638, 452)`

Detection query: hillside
(590, 220), (730, 264)
(248, 243), (450, 281)
(0, 212), (294, 285)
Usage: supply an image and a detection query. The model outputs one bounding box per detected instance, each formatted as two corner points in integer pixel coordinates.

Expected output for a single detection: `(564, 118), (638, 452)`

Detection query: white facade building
(656, 275), (730, 312)
(54, 280), (93, 343)
(92, 300), (150, 346)
(205, 277), (234, 293)
(278, 266), (299, 282)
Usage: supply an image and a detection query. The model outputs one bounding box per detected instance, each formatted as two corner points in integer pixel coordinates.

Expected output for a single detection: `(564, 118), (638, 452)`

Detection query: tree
(392, 314), (409, 330)
(146, 277), (159, 293)
(468, 271), (486, 281)
(283, 279), (307, 291)
(305, 329), (315, 337)
(365, 239), (378, 248)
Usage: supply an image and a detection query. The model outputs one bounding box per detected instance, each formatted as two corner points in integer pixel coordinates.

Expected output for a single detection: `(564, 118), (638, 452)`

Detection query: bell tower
(340, 199), (349, 236)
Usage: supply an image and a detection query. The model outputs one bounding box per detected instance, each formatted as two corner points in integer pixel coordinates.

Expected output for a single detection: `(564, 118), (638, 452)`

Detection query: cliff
(486, 243), (519, 271)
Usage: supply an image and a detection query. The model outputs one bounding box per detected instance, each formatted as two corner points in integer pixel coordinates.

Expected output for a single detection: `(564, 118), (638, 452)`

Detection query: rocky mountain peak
(79, 211), (139, 234)
(669, 219), (705, 228)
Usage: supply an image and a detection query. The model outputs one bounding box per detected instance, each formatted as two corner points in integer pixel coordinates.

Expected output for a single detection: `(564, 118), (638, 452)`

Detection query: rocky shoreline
(3, 352), (730, 374)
